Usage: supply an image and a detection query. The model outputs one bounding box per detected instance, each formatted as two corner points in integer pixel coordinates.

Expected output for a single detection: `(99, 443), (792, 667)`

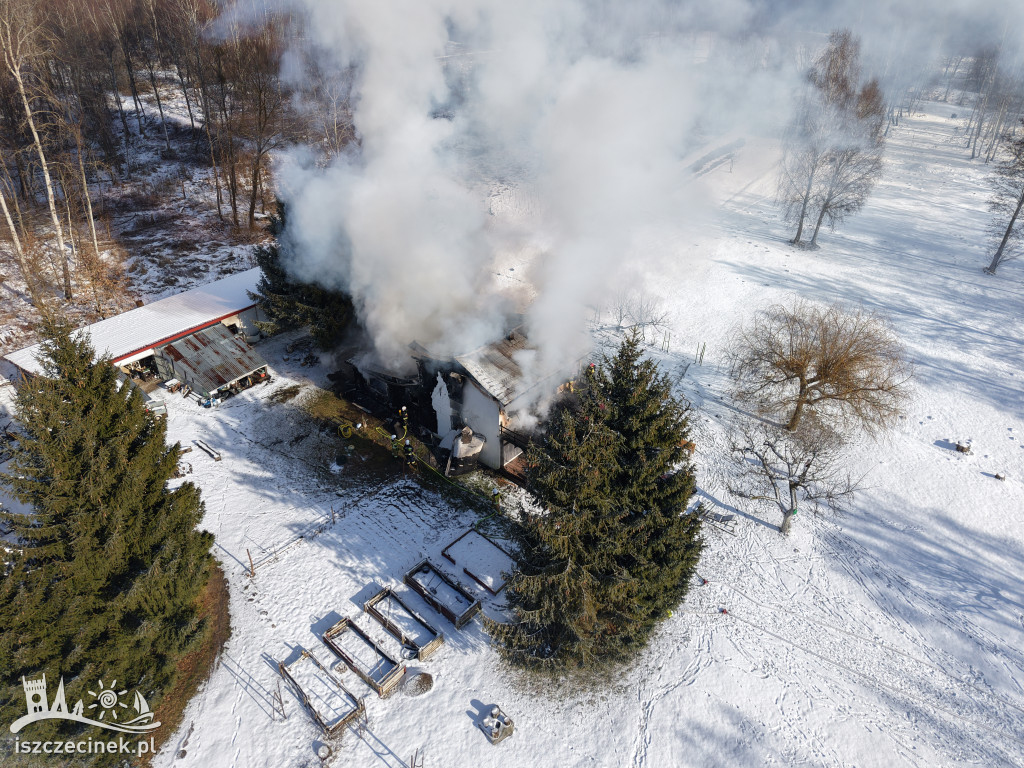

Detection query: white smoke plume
(223, 0), (1024, 380)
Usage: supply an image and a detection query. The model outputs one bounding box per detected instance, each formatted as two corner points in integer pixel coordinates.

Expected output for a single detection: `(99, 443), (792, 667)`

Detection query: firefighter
(404, 439), (415, 466)
(492, 488), (501, 511)
(391, 434), (401, 459)
(400, 405), (409, 431)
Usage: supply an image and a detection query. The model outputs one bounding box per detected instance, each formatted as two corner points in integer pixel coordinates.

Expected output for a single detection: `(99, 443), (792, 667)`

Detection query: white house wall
(460, 380), (501, 469)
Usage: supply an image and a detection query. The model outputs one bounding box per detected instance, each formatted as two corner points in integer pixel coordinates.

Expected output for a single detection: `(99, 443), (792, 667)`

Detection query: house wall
(460, 380), (501, 469)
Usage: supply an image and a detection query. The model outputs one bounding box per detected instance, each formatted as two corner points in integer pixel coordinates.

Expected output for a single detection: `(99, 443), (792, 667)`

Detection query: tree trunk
(146, 62), (171, 151)
(942, 57), (961, 102)
(786, 382), (808, 431)
(986, 187), (1024, 274)
(107, 51), (131, 156)
(0, 183), (35, 300)
(9, 63), (72, 298)
(779, 507), (795, 535)
(225, 148), (238, 227)
(121, 45), (146, 135)
(175, 62), (196, 133)
(193, 48), (223, 221)
(793, 165), (815, 244)
(809, 200), (828, 248)
(75, 130), (103, 269)
(247, 156), (260, 229)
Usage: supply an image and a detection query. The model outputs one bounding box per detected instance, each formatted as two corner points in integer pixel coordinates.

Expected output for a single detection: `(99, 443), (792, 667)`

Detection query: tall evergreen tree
(494, 330), (702, 671)
(0, 319), (214, 744)
(249, 203), (355, 350)
(598, 331), (702, 628)
(491, 406), (639, 669)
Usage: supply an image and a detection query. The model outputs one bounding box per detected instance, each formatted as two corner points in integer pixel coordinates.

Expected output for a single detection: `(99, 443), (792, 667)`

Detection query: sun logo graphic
(10, 674), (160, 735)
(88, 680), (129, 722)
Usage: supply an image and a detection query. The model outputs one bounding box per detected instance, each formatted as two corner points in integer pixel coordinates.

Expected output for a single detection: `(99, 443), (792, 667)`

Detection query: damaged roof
(455, 328), (538, 407)
(157, 323), (267, 397)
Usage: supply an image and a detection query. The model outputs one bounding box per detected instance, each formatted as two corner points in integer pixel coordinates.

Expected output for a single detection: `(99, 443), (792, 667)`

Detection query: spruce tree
(492, 406), (641, 668)
(0, 319), (214, 745)
(249, 203), (355, 350)
(494, 330), (702, 671)
(596, 330), (702, 630)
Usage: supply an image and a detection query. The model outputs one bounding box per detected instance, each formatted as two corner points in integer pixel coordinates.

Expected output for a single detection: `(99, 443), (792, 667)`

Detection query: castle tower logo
(10, 674), (161, 735)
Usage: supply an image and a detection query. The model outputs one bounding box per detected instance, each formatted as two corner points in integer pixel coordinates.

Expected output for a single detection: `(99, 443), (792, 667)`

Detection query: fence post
(247, 548), (255, 578)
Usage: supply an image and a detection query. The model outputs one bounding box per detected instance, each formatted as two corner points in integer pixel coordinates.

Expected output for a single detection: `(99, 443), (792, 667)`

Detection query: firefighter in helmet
(391, 434), (401, 459)
(404, 439), (415, 466)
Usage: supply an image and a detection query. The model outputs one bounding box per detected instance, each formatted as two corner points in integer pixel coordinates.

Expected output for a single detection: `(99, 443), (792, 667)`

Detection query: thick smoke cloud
(231, 0), (1023, 379)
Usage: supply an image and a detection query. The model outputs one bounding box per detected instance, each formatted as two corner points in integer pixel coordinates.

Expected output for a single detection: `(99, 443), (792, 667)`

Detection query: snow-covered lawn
(155, 101), (1024, 768)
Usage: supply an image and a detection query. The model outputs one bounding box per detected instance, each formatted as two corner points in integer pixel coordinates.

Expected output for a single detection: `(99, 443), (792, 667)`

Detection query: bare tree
(777, 101), (836, 245)
(778, 30), (885, 248)
(806, 80), (885, 247)
(985, 119), (1024, 274)
(0, 0), (72, 298)
(729, 418), (858, 535)
(727, 300), (912, 435)
(607, 288), (671, 334)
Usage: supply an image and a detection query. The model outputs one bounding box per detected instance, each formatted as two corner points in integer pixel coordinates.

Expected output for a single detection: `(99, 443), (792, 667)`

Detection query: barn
(3, 269), (269, 401)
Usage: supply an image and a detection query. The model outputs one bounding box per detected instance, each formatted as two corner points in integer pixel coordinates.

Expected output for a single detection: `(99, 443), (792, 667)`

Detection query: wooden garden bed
(278, 650), (365, 735)
(322, 617), (406, 698)
(441, 529), (517, 596)
(364, 587), (445, 661)
(404, 559), (481, 629)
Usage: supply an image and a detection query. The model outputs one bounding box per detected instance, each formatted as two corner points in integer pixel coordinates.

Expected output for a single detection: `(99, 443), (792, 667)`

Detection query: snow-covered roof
(4, 268), (261, 376)
(454, 327), (578, 408)
(455, 329), (530, 406)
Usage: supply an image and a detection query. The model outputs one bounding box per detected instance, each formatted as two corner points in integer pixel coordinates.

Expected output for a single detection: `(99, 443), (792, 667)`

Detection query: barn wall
(461, 380), (501, 469)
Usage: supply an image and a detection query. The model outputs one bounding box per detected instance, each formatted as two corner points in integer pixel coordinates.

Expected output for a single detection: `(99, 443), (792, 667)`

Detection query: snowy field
(152, 101), (1024, 768)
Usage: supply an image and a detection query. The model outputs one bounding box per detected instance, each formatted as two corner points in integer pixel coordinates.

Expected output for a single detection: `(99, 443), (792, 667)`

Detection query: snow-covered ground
(141, 100), (1024, 768)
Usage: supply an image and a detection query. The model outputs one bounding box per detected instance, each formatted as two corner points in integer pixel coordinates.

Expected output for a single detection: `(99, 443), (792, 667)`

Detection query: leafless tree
(727, 300), (913, 435)
(778, 30), (886, 248)
(985, 120), (1024, 274)
(0, 0), (72, 297)
(607, 289), (670, 334)
(729, 417), (858, 536)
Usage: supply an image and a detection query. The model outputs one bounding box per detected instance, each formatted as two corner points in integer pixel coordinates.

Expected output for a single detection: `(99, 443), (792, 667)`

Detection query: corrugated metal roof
(455, 329), (533, 406)
(157, 323), (267, 397)
(4, 268), (261, 376)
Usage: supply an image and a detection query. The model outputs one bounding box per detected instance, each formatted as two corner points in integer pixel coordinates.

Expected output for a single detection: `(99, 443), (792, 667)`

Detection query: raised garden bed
(364, 587), (445, 661)
(278, 650), (365, 735)
(322, 617), (406, 698)
(404, 559), (481, 629)
(441, 529), (517, 596)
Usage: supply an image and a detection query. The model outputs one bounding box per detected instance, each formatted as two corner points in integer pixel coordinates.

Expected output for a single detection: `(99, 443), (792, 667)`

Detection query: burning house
(336, 324), (582, 475)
